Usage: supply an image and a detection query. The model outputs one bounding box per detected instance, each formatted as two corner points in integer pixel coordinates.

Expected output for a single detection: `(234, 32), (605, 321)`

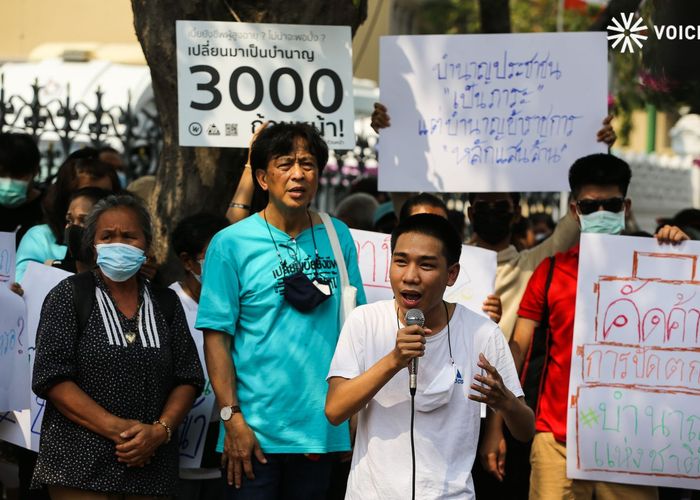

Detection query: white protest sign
(171, 285), (217, 470)
(0, 263), (72, 451)
(0, 286), (28, 411)
(567, 234), (700, 489)
(378, 32), (607, 192)
(177, 21), (355, 149)
(0, 231), (16, 286)
(350, 229), (496, 315)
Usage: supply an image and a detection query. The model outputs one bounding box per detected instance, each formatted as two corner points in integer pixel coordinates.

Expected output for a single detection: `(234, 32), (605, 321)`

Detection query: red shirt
(518, 245), (579, 443)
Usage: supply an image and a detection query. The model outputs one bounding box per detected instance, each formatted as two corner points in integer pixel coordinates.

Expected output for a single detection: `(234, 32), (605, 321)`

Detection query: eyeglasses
(576, 197), (625, 215)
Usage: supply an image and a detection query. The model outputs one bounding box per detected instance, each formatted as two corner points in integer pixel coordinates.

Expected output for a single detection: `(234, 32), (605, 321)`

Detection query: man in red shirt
(511, 153), (688, 500)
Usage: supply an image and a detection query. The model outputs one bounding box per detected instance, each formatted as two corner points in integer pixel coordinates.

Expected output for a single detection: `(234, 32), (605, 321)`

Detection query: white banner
(177, 21), (355, 149)
(350, 229), (497, 315)
(0, 263), (71, 450)
(0, 231), (16, 286)
(378, 32), (607, 192)
(567, 234), (700, 489)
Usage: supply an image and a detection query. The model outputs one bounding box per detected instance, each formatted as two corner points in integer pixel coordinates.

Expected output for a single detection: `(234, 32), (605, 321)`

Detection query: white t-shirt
(169, 282), (221, 481)
(328, 300), (523, 500)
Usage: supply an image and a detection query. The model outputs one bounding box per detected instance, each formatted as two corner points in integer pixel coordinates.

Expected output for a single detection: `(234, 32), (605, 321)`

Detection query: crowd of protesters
(0, 108), (697, 500)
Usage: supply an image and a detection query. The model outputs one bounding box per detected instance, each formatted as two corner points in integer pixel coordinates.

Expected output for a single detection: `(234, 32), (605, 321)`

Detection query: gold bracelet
(153, 419), (172, 443)
(229, 202), (251, 210)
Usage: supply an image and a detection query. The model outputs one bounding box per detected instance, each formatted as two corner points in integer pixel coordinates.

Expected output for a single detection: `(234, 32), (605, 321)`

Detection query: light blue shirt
(196, 213), (366, 453)
(16, 224), (66, 282)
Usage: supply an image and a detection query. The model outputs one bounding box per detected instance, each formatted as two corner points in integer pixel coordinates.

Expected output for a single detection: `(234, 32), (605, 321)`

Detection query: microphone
(405, 308), (425, 395)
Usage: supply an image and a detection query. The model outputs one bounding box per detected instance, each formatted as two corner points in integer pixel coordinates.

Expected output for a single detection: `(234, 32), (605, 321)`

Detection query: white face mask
(191, 258), (204, 283)
(414, 362), (459, 412)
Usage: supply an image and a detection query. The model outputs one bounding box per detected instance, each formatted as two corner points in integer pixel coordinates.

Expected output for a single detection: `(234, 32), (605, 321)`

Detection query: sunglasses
(576, 197), (625, 215)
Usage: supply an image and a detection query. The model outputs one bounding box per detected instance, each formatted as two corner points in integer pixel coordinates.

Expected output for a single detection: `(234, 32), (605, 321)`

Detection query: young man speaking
(325, 214), (534, 499)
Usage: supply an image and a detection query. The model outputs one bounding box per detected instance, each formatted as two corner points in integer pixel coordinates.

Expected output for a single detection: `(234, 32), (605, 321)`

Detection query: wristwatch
(220, 404), (242, 422)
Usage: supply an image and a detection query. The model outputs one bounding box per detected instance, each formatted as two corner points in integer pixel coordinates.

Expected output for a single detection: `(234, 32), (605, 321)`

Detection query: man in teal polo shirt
(196, 123), (366, 499)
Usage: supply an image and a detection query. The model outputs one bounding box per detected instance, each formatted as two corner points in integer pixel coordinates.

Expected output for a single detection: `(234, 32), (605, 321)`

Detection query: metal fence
(0, 76), (162, 183)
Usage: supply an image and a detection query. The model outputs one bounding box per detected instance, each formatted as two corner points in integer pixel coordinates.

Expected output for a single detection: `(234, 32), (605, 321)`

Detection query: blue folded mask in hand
(96, 243), (147, 282)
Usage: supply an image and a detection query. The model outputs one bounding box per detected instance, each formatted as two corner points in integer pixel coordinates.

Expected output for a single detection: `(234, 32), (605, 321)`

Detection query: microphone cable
(410, 385), (416, 500)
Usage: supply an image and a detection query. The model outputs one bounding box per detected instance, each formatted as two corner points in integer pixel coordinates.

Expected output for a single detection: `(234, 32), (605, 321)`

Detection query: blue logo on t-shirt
(455, 369), (464, 385)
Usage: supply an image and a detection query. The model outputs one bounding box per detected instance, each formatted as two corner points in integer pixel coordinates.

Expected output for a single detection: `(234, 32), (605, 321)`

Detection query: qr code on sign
(225, 123), (238, 136)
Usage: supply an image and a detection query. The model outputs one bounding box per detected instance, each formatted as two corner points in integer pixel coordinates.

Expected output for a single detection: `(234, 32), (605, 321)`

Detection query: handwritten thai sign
(177, 21), (355, 149)
(0, 263), (71, 451)
(171, 285), (217, 469)
(377, 32), (607, 193)
(0, 231), (15, 286)
(0, 286), (28, 411)
(350, 229), (497, 315)
(567, 234), (700, 489)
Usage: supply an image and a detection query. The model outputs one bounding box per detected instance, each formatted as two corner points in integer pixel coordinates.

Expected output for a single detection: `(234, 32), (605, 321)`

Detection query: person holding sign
(511, 153), (688, 500)
(197, 123), (366, 499)
(31, 194), (204, 499)
(325, 214), (534, 499)
(170, 213), (229, 500)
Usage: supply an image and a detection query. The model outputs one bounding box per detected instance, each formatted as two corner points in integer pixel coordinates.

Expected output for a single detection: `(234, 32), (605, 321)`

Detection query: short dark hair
(68, 186), (113, 207)
(391, 214), (462, 266)
(44, 157), (121, 243)
(399, 193), (448, 221)
(468, 192), (521, 206)
(82, 194), (152, 262)
(0, 133), (40, 177)
(250, 122), (329, 175)
(171, 213), (229, 257)
(568, 153), (632, 198)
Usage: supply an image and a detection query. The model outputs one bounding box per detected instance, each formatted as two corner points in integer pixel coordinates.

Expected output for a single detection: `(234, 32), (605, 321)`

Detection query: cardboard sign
(177, 21), (355, 149)
(0, 263), (71, 450)
(0, 286), (28, 411)
(378, 32), (607, 192)
(567, 234), (700, 489)
(0, 231), (16, 286)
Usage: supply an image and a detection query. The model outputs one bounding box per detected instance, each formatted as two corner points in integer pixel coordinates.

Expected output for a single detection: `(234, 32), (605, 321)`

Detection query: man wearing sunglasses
(510, 153), (687, 500)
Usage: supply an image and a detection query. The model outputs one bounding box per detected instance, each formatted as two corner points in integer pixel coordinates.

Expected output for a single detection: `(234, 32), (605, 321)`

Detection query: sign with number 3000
(176, 21), (355, 149)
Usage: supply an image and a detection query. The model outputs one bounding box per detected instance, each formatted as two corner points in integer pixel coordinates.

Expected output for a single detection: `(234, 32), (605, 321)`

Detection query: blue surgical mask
(117, 171), (128, 189)
(96, 242), (147, 282)
(0, 177), (29, 207)
(579, 210), (625, 235)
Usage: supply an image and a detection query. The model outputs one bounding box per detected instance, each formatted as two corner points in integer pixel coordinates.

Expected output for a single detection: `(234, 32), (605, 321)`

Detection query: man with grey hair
(335, 193), (379, 231)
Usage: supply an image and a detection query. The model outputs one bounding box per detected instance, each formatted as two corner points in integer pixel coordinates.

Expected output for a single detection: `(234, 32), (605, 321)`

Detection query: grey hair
(82, 194), (153, 261)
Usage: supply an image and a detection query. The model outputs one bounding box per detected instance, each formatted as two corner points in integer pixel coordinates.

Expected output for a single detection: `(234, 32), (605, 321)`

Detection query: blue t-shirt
(16, 224), (67, 282)
(195, 213), (366, 453)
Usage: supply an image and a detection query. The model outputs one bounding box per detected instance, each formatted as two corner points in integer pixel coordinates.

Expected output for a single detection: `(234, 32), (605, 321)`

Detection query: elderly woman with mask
(31, 194), (203, 500)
